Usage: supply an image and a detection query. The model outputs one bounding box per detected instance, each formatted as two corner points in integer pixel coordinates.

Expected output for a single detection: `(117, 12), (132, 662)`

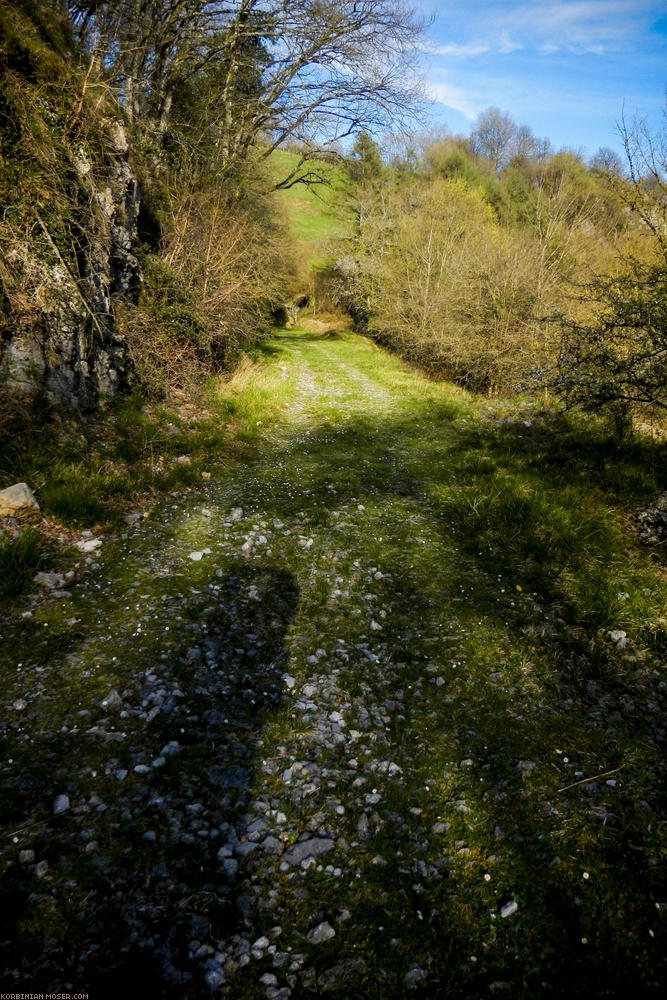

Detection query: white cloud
(424, 80), (479, 119)
(426, 41), (491, 58)
(507, 1), (653, 52)
(425, 1), (658, 58)
(498, 31), (523, 54)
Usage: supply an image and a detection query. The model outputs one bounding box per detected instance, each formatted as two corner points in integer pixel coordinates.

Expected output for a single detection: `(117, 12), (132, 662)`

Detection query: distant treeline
(332, 112), (666, 430)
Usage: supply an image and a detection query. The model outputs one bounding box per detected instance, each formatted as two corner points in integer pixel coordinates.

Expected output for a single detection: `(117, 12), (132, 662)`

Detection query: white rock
(34, 571), (66, 590)
(205, 968), (224, 990)
(53, 794), (70, 816)
(101, 689), (122, 711)
(76, 537), (102, 553)
(189, 547), (212, 561)
(230, 507), (244, 521)
(500, 900), (518, 918)
(306, 921), (335, 945)
(0, 483), (39, 516)
(405, 967), (427, 989)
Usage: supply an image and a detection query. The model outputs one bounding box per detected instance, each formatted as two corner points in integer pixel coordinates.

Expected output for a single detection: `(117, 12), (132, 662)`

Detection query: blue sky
(417, 1), (667, 159)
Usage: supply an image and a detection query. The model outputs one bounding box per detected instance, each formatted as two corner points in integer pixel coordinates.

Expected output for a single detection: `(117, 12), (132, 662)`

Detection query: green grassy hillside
(270, 148), (354, 266)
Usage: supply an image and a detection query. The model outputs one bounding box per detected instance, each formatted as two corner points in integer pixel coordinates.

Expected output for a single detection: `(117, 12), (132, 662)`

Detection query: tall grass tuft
(0, 529), (49, 599)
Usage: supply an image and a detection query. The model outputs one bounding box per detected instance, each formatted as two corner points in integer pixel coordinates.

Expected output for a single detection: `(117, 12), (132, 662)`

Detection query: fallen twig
(558, 765), (625, 793)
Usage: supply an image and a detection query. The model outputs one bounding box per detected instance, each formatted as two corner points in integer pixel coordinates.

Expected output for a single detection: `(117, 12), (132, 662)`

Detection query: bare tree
(550, 111), (667, 430)
(469, 106), (517, 172)
(590, 146), (624, 177)
(68, 1), (426, 184)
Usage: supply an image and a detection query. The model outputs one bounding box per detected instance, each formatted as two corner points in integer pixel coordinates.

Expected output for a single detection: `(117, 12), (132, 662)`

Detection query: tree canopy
(66, 0), (426, 184)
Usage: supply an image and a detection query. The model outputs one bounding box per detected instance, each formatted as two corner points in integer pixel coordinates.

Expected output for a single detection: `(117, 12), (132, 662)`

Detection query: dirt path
(1, 329), (665, 997)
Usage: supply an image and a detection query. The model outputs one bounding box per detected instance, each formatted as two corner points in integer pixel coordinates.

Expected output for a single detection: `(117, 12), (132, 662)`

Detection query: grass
(0, 392), (240, 524)
(217, 328), (666, 997)
(0, 528), (53, 599)
(0, 388), (255, 600)
(270, 148), (354, 266)
(1, 324), (665, 996)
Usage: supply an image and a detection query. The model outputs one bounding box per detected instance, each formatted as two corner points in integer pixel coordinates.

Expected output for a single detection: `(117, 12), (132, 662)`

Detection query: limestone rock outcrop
(0, 483), (40, 516)
(0, 122), (139, 409)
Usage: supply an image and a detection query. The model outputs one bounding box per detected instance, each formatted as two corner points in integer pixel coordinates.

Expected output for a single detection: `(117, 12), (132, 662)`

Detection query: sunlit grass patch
(270, 148), (353, 264)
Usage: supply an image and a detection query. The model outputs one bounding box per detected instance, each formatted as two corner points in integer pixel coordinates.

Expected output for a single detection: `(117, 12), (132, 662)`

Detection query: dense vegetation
(332, 119), (666, 429)
(2, 2), (664, 422)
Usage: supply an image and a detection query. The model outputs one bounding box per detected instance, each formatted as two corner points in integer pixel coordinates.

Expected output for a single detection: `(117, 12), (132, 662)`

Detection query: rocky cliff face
(0, 120), (139, 408)
(0, 2), (142, 409)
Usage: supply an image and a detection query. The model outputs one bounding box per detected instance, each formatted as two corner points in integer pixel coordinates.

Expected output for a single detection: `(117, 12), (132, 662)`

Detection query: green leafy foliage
(347, 131), (384, 184)
(333, 124), (650, 404)
(548, 115), (667, 431)
(553, 258), (667, 428)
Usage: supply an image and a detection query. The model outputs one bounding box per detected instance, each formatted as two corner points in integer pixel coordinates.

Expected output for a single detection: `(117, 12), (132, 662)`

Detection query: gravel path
(1, 329), (665, 998)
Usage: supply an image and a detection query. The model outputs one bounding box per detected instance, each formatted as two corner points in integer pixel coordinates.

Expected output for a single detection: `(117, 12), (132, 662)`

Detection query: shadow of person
(83, 563), (300, 997)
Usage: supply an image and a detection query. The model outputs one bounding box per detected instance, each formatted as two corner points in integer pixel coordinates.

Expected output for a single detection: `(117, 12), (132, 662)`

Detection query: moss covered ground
(0, 324), (666, 997)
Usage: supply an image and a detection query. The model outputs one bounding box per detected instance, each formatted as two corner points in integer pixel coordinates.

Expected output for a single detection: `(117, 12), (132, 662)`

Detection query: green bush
(552, 258), (667, 432)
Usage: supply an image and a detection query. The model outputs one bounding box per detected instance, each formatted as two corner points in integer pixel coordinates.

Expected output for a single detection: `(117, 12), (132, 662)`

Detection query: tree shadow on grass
(228, 403), (667, 997)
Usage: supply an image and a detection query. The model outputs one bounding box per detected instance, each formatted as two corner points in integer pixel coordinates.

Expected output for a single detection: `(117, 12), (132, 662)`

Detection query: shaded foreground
(1, 329), (666, 998)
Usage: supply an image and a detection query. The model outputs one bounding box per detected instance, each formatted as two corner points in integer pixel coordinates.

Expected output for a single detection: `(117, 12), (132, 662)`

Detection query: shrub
(338, 176), (561, 393)
(552, 257), (667, 431)
(550, 113), (667, 432)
